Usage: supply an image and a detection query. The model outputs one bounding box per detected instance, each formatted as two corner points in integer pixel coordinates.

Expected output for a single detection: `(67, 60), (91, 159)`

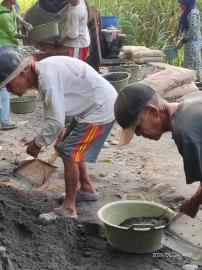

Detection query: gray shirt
(171, 92), (202, 184)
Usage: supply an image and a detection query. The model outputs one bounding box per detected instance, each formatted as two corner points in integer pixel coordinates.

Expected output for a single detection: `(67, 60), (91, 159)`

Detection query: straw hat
(0, 50), (32, 88)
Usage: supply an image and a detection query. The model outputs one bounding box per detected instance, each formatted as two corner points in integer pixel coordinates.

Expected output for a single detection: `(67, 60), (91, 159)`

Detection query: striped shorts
(58, 121), (114, 163)
(67, 47), (89, 61)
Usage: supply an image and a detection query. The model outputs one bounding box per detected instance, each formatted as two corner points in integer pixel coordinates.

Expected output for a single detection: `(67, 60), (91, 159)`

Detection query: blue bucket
(163, 45), (178, 60)
(101, 16), (117, 29)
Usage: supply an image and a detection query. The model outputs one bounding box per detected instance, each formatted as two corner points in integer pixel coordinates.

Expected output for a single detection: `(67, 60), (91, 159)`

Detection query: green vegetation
(88, 0), (202, 48)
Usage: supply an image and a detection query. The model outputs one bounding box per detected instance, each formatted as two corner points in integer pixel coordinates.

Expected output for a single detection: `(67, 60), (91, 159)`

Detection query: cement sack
(163, 81), (199, 102)
(133, 49), (163, 58)
(121, 47), (150, 61)
(133, 56), (164, 64)
(142, 67), (197, 96)
(120, 51), (135, 60)
(122, 46), (149, 53)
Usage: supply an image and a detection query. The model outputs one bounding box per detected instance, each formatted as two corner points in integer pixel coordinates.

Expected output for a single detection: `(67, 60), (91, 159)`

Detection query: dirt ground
(0, 64), (201, 270)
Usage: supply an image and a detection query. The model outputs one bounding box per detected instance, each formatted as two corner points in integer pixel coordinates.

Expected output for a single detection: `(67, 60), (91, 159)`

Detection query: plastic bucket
(102, 72), (130, 92)
(163, 45), (178, 60)
(97, 199), (175, 254)
(10, 96), (38, 114)
(39, 0), (66, 13)
(30, 20), (60, 41)
(108, 65), (140, 83)
(101, 16), (117, 29)
(24, 0), (66, 26)
(24, 1), (57, 27)
(123, 64), (140, 82)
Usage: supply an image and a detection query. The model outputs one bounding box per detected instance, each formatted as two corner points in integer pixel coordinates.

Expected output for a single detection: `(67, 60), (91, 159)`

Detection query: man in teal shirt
(0, 0), (32, 129)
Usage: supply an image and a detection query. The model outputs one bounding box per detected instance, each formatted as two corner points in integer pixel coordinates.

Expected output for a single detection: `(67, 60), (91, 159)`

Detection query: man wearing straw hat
(114, 82), (202, 219)
(0, 50), (117, 219)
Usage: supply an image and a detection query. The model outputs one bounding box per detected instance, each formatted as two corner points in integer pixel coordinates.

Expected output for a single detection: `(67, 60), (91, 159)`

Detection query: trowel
(162, 211), (202, 263)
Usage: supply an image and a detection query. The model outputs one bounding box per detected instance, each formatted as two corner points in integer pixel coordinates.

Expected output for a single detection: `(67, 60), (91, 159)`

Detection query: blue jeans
(0, 45), (19, 125)
(0, 87), (10, 125)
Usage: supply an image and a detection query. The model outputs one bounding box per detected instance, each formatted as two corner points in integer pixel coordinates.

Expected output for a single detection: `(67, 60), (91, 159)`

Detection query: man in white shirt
(36, 0), (90, 61)
(0, 50), (117, 219)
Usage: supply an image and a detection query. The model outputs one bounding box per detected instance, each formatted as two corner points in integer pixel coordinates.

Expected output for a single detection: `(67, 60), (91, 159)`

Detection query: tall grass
(89, 0), (202, 48)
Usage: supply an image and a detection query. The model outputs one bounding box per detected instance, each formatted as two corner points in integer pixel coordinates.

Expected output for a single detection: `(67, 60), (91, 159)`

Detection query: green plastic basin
(108, 65), (140, 83)
(103, 72), (130, 92)
(123, 64), (140, 82)
(30, 20), (60, 42)
(10, 96), (38, 114)
(97, 199), (175, 254)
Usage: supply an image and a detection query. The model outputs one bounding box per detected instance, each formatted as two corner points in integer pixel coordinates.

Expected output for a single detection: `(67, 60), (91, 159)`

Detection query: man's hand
(23, 22), (33, 32)
(25, 138), (42, 158)
(179, 197), (200, 218)
(176, 39), (183, 49)
(16, 15), (33, 32)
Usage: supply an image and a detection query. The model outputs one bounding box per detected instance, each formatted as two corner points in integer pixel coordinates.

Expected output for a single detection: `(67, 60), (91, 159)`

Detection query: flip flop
(38, 211), (61, 222)
(59, 191), (99, 202)
(38, 209), (77, 222)
(1, 122), (19, 130)
(53, 208), (78, 219)
(76, 190), (99, 202)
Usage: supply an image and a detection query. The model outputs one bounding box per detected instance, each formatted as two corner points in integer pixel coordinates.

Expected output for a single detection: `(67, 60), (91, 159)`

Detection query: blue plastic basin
(101, 16), (117, 29)
(163, 45), (178, 60)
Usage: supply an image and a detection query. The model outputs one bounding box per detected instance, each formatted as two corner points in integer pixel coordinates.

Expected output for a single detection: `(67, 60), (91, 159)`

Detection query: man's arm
(35, 84), (66, 147)
(178, 142), (202, 217)
(180, 183), (202, 218)
(180, 142), (202, 184)
(26, 74), (66, 157)
(60, 11), (80, 44)
(4, 13), (33, 40)
(16, 14), (33, 31)
(34, 41), (70, 55)
(15, 33), (31, 40)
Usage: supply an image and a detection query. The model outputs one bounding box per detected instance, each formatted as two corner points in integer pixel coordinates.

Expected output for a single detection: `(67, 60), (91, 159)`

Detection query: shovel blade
(14, 159), (57, 187)
(162, 212), (202, 262)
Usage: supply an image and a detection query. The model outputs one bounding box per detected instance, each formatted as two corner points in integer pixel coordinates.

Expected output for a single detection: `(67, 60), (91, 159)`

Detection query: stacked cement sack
(121, 46), (164, 64)
(141, 66), (199, 101)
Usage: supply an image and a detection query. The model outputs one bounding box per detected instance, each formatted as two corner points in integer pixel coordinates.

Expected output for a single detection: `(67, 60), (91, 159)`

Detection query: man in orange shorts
(0, 50), (117, 219)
